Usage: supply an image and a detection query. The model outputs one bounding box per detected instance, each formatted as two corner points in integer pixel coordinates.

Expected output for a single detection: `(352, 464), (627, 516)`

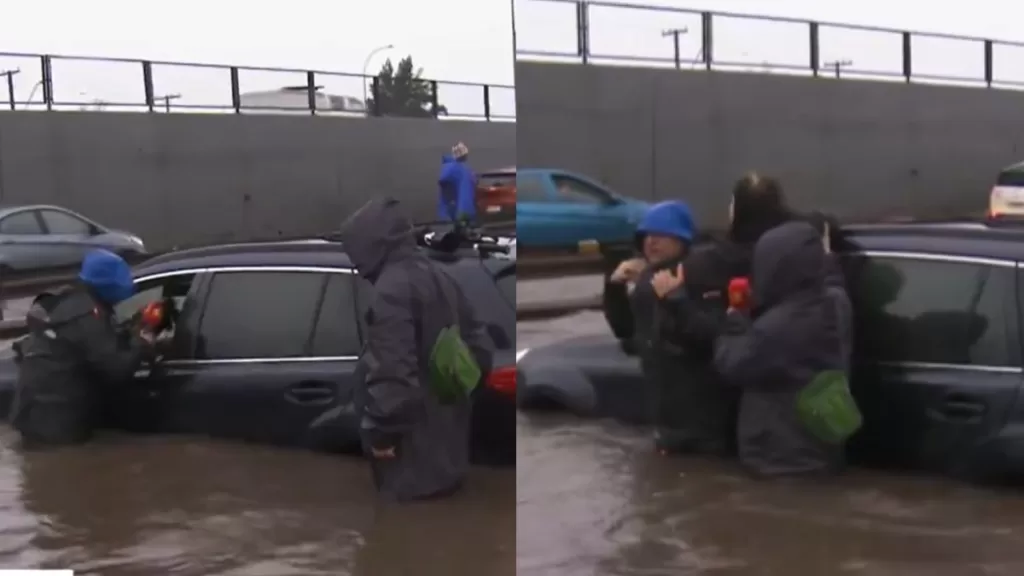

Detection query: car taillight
(486, 367), (516, 395)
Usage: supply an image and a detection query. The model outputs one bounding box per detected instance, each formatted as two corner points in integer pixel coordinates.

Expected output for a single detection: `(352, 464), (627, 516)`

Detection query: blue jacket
(437, 155), (476, 221)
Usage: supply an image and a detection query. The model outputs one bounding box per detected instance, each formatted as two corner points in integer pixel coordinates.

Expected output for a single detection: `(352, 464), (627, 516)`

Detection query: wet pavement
(517, 310), (1024, 576)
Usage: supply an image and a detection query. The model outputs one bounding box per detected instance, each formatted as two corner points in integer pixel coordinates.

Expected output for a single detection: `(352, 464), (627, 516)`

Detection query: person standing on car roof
(714, 221), (850, 477)
(437, 142), (477, 224)
(9, 249), (155, 448)
(339, 197), (493, 502)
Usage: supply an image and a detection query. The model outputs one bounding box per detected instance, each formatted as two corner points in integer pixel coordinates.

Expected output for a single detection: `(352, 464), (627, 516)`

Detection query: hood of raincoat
(751, 221), (825, 309)
(78, 249), (134, 305)
(339, 197), (417, 283)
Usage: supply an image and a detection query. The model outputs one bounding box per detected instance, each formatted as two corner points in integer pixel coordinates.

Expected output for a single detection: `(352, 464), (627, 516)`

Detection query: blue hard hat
(636, 200), (696, 243)
(79, 249), (134, 304)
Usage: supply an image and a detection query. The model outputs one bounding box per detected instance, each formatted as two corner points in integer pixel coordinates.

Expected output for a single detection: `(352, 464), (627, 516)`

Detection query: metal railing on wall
(0, 52), (516, 121)
(515, 0), (1024, 89)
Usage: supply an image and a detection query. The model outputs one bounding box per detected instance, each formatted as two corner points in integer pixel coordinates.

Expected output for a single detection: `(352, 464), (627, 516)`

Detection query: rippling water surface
(517, 312), (1024, 576)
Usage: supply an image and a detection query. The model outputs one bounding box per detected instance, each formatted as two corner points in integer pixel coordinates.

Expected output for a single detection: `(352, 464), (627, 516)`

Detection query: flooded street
(0, 335), (514, 576)
(518, 311), (1024, 576)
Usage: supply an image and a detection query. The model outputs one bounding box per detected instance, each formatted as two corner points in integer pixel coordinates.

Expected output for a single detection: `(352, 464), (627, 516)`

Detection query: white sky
(515, 0), (1024, 87)
(2, 0), (1023, 118)
(0, 0), (517, 118)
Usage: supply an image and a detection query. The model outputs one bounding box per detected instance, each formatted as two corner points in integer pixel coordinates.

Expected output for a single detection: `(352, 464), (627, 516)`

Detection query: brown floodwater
(517, 311), (1024, 576)
(0, 424), (513, 575)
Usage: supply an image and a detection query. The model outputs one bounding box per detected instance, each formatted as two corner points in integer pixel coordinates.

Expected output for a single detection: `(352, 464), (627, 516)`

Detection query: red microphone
(728, 277), (751, 311)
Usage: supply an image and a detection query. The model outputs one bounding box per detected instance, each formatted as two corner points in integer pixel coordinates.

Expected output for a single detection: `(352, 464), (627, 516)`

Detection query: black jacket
(714, 222), (846, 477)
(339, 198), (493, 502)
(649, 240), (750, 454)
(10, 284), (146, 447)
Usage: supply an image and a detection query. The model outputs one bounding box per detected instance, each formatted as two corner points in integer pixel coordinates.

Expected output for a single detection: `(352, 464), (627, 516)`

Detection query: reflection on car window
(197, 271), (324, 360)
(551, 176), (609, 205)
(848, 257), (1016, 367)
(40, 210), (91, 235)
(0, 211), (42, 235)
(114, 273), (197, 323)
(310, 272), (362, 356)
(516, 173), (551, 202)
(442, 262), (514, 350)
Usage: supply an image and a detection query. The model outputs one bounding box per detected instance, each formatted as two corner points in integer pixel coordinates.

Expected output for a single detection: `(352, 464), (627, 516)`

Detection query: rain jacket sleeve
(361, 269), (423, 449)
(658, 290), (726, 352)
(714, 309), (788, 388)
(60, 302), (146, 385)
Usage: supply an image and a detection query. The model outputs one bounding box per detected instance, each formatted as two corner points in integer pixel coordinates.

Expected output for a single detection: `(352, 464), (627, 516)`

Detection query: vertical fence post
(901, 32), (912, 83)
(576, 1), (590, 64)
(306, 71), (317, 115)
(371, 76), (381, 116)
(142, 61), (155, 112)
(430, 80), (439, 118)
(40, 55), (53, 111)
(984, 40), (994, 88)
(6, 72), (15, 111)
(672, 30), (682, 69)
(809, 22), (820, 77)
(483, 85), (491, 121)
(701, 12), (713, 71)
(230, 67), (241, 114)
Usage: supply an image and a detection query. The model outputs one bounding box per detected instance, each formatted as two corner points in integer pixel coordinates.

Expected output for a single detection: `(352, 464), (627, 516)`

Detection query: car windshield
(477, 173), (514, 190)
(997, 169), (1024, 187)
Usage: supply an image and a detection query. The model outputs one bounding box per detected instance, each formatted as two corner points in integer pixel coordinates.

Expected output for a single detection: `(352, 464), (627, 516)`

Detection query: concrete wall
(516, 61), (1024, 226)
(0, 111), (515, 250)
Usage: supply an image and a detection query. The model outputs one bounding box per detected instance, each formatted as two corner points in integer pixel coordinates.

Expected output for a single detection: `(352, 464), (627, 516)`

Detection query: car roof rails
(316, 221), (512, 259)
(413, 221), (512, 259)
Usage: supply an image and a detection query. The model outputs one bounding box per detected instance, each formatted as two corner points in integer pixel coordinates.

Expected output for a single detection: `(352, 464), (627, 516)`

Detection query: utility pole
(661, 27), (689, 69)
(823, 59), (853, 79)
(154, 93), (181, 112)
(0, 68), (21, 111)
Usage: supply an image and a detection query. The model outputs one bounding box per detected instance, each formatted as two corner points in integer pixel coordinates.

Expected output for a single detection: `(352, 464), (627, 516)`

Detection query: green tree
(366, 56), (448, 118)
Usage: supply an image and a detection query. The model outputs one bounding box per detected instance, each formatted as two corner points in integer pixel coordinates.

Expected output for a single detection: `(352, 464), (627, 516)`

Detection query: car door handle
(929, 396), (986, 422)
(285, 382), (336, 406)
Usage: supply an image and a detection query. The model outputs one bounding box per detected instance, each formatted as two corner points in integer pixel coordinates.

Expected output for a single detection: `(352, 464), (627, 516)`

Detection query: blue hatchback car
(515, 168), (650, 253)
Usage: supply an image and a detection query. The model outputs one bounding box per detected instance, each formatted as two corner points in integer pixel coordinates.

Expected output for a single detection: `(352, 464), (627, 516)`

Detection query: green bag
(796, 370), (863, 445)
(425, 268), (482, 404)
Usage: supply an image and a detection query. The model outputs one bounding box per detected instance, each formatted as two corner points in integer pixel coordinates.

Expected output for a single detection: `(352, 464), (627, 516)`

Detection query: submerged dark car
(517, 220), (1024, 481)
(0, 226), (516, 465)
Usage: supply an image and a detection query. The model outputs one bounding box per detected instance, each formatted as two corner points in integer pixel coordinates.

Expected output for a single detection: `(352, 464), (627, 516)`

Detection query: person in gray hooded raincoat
(713, 221), (846, 477)
(339, 197), (493, 502)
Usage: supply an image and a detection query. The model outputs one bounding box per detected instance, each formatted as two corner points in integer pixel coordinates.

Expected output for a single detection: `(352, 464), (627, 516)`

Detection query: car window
(196, 271), (325, 360)
(114, 273), (197, 323)
(515, 172), (551, 202)
(997, 170), (1024, 187)
(40, 210), (91, 235)
(443, 261), (514, 350)
(309, 272), (362, 356)
(846, 256), (1017, 367)
(551, 176), (611, 205)
(0, 211), (43, 235)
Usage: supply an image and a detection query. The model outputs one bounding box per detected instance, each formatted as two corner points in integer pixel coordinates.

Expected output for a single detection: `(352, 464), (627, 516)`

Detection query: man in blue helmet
(607, 201), (731, 455)
(9, 249), (154, 448)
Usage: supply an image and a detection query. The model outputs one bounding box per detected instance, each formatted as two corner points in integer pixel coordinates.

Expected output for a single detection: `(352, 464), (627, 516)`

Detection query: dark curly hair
(729, 172), (792, 245)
